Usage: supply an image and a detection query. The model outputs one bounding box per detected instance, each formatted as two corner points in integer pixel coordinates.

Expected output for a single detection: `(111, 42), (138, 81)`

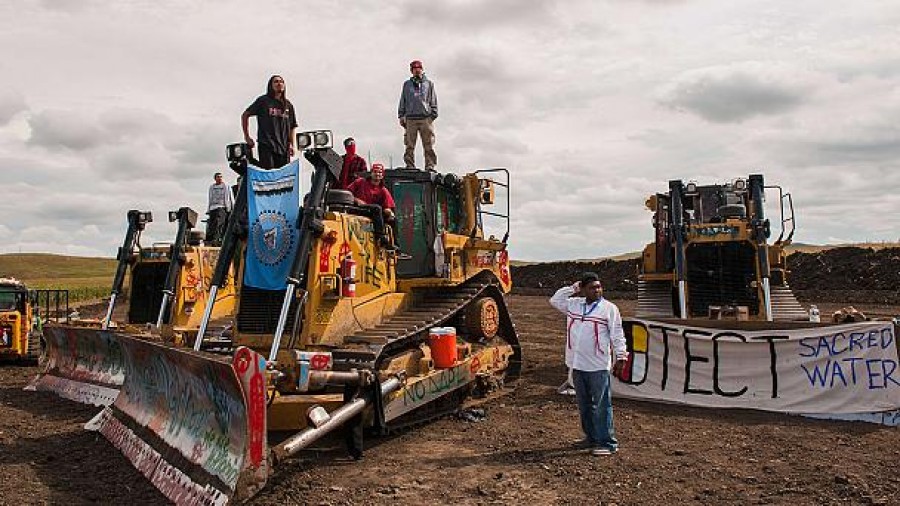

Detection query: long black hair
(266, 75), (287, 102)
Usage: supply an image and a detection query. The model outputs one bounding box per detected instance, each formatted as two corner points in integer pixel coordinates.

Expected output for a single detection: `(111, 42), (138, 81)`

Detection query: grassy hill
(0, 253), (116, 302)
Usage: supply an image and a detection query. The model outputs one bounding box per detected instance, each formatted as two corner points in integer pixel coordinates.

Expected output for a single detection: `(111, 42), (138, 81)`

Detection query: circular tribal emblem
(250, 210), (295, 266)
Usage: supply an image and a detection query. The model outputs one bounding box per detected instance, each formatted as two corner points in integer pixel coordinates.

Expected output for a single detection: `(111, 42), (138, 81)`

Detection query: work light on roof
(685, 181), (698, 195)
(733, 178), (747, 192)
(226, 143), (248, 162)
(314, 131), (332, 148)
(297, 130), (333, 150)
(297, 132), (312, 149)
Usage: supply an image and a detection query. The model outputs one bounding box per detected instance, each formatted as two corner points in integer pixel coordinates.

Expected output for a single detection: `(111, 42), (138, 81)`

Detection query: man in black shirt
(241, 75), (298, 169)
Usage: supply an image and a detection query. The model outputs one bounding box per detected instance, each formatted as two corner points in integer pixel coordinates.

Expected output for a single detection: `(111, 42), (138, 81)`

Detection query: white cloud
(1, 0), (900, 261)
(656, 62), (819, 123)
(0, 91), (27, 126)
(28, 110), (104, 151)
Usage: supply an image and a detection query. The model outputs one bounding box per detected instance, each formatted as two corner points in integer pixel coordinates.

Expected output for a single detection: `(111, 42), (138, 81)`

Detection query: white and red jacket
(550, 286), (627, 372)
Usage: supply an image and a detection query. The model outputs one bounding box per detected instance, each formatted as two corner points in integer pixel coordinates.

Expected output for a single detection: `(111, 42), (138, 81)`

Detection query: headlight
(297, 130), (333, 150)
(314, 131), (332, 148)
(226, 142), (248, 162)
(297, 132), (312, 149)
(733, 178), (747, 192)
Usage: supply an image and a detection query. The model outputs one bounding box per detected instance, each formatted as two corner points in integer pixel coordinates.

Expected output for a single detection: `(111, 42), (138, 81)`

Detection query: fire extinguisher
(341, 254), (356, 297)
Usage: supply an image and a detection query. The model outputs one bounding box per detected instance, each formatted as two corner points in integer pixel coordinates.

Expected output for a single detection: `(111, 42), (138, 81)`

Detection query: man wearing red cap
(348, 163), (396, 248)
(398, 60), (438, 170)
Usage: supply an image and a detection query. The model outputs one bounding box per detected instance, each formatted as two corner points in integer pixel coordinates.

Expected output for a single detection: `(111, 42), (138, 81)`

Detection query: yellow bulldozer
(0, 278), (68, 362)
(109, 207), (237, 346)
(28, 207), (236, 405)
(637, 174), (807, 321)
(615, 176), (900, 427)
(36, 132), (520, 504)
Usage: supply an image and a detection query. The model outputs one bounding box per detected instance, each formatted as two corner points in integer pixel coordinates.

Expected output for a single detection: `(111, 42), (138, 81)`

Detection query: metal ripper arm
(267, 147), (342, 361)
(668, 180), (688, 319)
(195, 152), (249, 350)
(749, 174), (773, 321)
(103, 210), (152, 330)
(155, 207), (198, 329)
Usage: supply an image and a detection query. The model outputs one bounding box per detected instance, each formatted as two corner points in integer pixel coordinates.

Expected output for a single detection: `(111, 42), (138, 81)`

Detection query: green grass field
(0, 253), (115, 302)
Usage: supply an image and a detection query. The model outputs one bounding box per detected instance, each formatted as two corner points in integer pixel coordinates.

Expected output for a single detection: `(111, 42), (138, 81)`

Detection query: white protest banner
(613, 319), (900, 416)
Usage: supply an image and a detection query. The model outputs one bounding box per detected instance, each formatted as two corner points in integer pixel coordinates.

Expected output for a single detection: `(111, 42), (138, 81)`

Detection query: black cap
(343, 137), (355, 146)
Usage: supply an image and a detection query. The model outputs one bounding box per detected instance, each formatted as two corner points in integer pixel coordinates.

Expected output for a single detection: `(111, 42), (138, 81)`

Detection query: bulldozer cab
(385, 168), (510, 280)
(387, 169), (463, 277)
(681, 184), (748, 224)
(1, 278), (67, 360)
(0, 280), (27, 312)
(0, 279), (28, 350)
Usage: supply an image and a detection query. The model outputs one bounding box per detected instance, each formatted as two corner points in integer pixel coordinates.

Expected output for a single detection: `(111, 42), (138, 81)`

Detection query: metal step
(636, 279), (675, 318)
(770, 284), (808, 321)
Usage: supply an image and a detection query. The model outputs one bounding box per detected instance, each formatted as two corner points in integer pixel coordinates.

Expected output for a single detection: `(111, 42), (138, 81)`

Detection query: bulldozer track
(332, 272), (522, 432)
(334, 272), (522, 377)
(25, 332), (42, 361)
(383, 375), (514, 435)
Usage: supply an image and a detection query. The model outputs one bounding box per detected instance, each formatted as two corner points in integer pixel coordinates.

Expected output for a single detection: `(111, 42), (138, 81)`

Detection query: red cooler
(428, 327), (458, 369)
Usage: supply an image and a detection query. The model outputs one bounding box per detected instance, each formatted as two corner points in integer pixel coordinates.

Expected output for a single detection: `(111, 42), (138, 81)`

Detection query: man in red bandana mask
(338, 137), (368, 190)
(348, 163), (396, 249)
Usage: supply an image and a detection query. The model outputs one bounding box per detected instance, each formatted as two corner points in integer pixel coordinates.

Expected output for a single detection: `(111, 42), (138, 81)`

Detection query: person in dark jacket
(241, 75), (298, 169)
(337, 137), (368, 190)
(398, 60), (438, 170)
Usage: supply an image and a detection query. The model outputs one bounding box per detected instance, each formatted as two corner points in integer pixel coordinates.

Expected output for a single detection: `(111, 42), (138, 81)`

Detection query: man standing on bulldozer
(398, 59), (438, 170)
(241, 75), (298, 169)
(550, 272), (628, 456)
(206, 172), (233, 246)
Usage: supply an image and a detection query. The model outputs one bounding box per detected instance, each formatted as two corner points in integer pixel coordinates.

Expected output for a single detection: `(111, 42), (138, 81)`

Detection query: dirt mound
(513, 247), (900, 304)
(788, 247), (900, 304)
(512, 259), (640, 298)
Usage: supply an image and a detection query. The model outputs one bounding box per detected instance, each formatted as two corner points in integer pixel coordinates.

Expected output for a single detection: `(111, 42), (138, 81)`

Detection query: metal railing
(30, 289), (70, 324)
(473, 168), (511, 244)
(766, 185), (795, 244)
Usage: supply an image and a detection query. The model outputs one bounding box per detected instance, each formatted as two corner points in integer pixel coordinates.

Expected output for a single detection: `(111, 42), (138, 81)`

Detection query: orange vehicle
(0, 277), (67, 362)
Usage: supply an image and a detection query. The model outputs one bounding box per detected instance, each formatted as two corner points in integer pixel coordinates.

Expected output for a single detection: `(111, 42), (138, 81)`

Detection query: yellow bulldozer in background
(34, 132), (521, 504)
(0, 277), (68, 362)
(28, 206), (236, 405)
(637, 174), (807, 321)
(110, 207), (237, 346)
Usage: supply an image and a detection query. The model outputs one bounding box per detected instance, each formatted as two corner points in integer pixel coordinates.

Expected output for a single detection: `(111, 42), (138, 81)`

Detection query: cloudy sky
(2, 0), (899, 261)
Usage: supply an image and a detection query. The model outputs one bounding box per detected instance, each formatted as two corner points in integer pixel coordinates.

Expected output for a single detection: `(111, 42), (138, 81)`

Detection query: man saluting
(549, 272), (628, 456)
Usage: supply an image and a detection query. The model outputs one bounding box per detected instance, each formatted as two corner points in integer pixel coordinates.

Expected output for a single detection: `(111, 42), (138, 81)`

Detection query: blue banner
(244, 160), (301, 290)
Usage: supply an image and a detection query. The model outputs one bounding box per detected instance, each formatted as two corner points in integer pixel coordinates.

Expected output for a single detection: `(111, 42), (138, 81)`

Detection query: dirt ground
(2, 295), (899, 505)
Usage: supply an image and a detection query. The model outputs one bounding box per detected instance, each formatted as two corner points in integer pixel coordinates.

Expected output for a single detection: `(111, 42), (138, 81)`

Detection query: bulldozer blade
(25, 325), (126, 406)
(85, 335), (270, 505)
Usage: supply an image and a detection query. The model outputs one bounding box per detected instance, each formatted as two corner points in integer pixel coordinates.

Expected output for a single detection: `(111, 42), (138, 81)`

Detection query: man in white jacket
(550, 272), (628, 456)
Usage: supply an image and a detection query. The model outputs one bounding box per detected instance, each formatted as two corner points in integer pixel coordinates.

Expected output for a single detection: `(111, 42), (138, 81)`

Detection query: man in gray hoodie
(398, 60), (438, 170)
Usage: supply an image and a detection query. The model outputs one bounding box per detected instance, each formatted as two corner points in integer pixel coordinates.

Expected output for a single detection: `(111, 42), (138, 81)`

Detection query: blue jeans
(572, 369), (617, 449)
